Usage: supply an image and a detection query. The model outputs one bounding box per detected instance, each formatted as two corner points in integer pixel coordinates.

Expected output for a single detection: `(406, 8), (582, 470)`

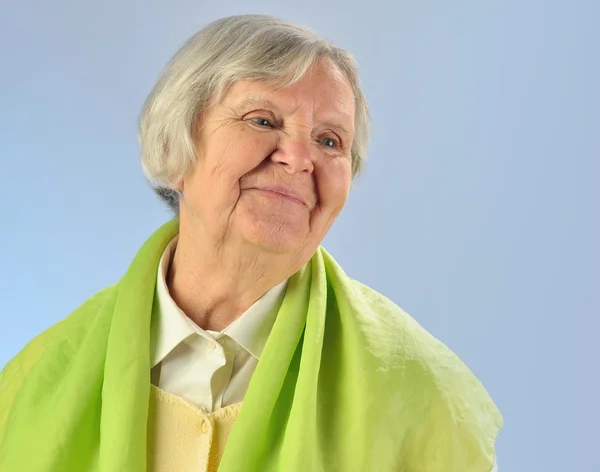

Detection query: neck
(167, 221), (298, 332)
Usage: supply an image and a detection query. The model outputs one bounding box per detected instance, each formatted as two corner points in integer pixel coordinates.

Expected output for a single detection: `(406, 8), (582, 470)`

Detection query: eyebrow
(319, 120), (353, 138)
(230, 97), (280, 114)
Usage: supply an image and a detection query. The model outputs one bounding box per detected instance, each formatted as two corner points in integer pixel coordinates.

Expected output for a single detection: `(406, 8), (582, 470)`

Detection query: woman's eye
(320, 137), (339, 148)
(250, 117), (273, 128)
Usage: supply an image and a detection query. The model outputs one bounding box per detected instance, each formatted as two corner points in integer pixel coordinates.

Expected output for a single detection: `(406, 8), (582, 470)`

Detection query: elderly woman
(0, 14), (502, 472)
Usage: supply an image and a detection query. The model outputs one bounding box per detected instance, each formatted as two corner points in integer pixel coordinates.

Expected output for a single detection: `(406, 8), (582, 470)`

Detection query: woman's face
(179, 58), (355, 260)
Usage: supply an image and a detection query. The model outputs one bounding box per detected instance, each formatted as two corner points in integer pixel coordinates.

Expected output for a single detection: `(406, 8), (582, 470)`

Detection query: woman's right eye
(250, 117), (274, 128)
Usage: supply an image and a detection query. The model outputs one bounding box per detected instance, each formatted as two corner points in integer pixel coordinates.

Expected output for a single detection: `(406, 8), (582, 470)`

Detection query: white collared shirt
(150, 237), (287, 412)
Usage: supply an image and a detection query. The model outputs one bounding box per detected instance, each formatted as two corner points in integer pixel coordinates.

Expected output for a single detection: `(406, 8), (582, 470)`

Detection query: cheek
(315, 159), (352, 209)
(224, 131), (277, 181)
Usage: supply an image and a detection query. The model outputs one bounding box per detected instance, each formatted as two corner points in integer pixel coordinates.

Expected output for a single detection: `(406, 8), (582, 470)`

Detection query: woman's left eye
(251, 118), (273, 128)
(319, 137), (339, 148)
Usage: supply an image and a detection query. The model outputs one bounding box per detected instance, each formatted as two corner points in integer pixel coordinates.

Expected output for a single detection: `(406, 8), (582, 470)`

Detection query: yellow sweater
(147, 385), (241, 472)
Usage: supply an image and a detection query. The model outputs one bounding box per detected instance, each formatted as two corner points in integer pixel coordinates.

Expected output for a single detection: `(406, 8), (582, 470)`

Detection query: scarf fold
(0, 219), (502, 472)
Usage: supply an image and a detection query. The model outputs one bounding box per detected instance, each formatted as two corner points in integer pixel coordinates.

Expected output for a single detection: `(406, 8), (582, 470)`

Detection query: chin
(238, 218), (307, 254)
(235, 202), (313, 254)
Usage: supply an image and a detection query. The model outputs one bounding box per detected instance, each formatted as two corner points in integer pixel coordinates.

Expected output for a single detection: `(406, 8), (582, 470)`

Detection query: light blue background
(1, 1), (598, 470)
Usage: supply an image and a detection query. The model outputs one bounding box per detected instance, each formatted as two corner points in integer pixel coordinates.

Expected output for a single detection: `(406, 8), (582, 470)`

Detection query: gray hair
(139, 14), (370, 213)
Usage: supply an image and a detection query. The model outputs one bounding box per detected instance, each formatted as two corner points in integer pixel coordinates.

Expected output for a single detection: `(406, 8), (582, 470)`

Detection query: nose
(269, 136), (314, 174)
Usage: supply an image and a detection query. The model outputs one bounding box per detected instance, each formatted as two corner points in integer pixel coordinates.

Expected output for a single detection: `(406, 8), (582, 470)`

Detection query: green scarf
(0, 219), (502, 471)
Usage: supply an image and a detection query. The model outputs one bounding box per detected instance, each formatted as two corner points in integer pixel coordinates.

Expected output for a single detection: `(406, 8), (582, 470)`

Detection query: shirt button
(200, 420), (210, 434)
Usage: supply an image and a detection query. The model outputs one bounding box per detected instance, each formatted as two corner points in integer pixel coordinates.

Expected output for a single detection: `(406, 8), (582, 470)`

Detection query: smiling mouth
(250, 187), (307, 207)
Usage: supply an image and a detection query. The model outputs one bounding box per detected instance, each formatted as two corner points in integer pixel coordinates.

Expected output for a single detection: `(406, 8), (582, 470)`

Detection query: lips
(251, 186), (309, 207)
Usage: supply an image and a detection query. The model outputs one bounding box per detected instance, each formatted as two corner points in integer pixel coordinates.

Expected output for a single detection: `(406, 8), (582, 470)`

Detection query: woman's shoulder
(344, 278), (493, 392)
(346, 278), (447, 356)
(0, 284), (118, 439)
(345, 278), (503, 446)
(321, 249), (478, 380)
(0, 285), (118, 391)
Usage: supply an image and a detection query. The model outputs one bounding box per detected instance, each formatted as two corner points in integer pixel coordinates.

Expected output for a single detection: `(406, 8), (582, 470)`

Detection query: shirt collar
(150, 236), (288, 368)
(220, 277), (287, 359)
